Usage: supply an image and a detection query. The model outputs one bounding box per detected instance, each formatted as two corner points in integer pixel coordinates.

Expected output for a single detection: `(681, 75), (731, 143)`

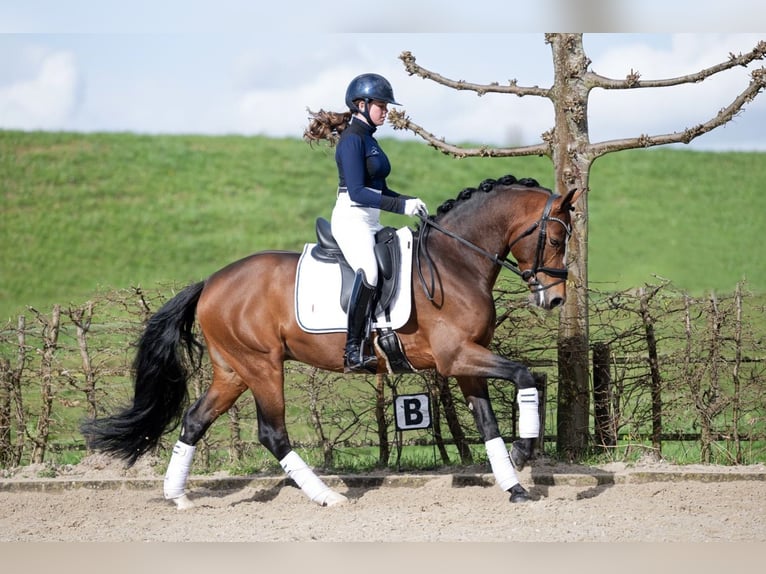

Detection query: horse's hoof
(508, 483), (531, 503)
(170, 494), (195, 510)
(510, 440), (530, 471)
(321, 491), (349, 507)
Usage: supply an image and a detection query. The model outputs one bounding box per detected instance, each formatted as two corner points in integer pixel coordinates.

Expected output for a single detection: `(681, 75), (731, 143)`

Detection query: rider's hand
(404, 198), (428, 217)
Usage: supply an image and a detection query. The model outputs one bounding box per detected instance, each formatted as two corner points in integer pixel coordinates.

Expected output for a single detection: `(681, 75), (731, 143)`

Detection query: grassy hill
(2, 130), (765, 322)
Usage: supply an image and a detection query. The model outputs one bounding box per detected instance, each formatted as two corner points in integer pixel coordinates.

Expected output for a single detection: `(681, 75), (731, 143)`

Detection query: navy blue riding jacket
(335, 117), (409, 213)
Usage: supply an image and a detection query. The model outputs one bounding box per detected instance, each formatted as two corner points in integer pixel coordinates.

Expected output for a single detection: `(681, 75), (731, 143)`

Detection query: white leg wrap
(164, 440), (195, 500)
(485, 437), (519, 491)
(279, 450), (347, 506)
(518, 388), (540, 439)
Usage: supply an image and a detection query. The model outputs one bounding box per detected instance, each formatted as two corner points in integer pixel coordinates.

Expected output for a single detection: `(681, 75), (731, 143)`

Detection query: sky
(1, 2), (765, 151)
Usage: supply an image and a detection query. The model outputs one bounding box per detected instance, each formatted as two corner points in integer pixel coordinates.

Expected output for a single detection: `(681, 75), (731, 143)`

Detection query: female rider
(305, 73), (427, 373)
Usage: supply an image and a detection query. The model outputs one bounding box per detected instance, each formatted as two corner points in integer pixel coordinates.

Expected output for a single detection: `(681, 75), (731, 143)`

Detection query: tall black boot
(343, 270), (378, 374)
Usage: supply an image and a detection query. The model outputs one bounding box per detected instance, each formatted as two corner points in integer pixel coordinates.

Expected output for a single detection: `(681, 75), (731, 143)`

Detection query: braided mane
(430, 174), (551, 221)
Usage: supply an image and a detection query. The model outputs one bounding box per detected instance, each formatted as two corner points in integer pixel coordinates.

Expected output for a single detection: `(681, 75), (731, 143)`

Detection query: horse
(81, 174), (580, 508)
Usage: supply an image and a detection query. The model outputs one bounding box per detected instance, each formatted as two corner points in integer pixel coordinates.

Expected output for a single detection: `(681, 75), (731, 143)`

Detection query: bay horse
(82, 174), (579, 508)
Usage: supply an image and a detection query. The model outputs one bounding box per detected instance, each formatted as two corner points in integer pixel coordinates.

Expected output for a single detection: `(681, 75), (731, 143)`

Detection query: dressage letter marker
(394, 394), (432, 430)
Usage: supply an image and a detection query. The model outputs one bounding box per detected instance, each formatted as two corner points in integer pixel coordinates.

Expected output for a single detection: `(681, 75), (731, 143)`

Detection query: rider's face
(360, 100), (388, 126)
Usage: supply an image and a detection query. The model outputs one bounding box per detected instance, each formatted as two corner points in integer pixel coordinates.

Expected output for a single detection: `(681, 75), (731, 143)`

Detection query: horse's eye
(549, 238), (561, 248)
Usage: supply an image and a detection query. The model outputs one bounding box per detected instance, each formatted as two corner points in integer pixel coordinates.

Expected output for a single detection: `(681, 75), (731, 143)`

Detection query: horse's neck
(430, 206), (515, 291)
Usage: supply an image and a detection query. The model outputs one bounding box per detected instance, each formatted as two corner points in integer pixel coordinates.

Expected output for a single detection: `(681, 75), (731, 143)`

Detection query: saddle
(309, 217), (413, 373)
(310, 217), (401, 316)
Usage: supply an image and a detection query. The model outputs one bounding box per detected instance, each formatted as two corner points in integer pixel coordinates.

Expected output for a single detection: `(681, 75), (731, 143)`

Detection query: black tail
(81, 281), (206, 466)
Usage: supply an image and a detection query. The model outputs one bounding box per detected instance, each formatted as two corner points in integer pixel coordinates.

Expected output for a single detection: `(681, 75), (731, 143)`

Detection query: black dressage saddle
(310, 217), (402, 316)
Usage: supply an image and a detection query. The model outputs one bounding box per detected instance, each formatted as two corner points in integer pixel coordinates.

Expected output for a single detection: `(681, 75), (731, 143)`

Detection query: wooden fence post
(639, 288), (663, 460)
(533, 372), (547, 456)
(592, 342), (616, 449)
(375, 372), (389, 467)
(593, 343), (617, 450)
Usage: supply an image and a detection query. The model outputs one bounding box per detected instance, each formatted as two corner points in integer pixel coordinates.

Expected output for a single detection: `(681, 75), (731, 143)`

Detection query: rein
(414, 193), (571, 302)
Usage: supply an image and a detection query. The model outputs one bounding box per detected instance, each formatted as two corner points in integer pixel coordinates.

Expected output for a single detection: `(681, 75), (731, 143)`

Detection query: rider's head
(345, 73), (400, 125)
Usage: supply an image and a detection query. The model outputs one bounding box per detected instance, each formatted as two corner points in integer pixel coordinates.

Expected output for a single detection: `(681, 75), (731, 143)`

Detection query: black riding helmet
(345, 73), (400, 125)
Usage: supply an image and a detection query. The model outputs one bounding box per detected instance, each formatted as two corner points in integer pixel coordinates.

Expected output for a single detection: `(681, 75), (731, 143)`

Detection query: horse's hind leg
(164, 365), (247, 509)
(248, 358), (348, 507)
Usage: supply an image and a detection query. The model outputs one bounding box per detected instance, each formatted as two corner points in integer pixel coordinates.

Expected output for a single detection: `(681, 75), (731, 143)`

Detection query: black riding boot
(343, 270), (378, 374)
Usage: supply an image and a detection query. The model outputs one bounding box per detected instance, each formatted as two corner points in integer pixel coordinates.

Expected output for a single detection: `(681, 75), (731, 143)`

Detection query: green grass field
(2, 130), (765, 322)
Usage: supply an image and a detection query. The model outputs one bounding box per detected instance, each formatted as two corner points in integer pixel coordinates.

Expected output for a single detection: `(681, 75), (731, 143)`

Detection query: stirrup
(343, 355), (377, 374)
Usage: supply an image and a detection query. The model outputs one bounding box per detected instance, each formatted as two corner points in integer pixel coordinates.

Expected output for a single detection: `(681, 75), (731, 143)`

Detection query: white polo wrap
(164, 440), (196, 500)
(517, 387), (540, 439)
(280, 450), (335, 505)
(485, 436), (519, 492)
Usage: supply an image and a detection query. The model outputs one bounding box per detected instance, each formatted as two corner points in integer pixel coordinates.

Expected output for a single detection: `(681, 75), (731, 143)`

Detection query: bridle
(414, 193), (572, 302)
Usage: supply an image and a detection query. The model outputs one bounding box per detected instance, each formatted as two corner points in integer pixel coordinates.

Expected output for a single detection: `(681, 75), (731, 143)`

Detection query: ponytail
(303, 108), (353, 147)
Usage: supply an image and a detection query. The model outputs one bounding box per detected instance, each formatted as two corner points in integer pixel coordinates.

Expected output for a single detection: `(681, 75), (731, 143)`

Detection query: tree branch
(399, 51), (550, 98)
(589, 66), (766, 155)
(387, 109), (551, 159)
(586, 40), (766, 89)
(394, 41), (766, 160)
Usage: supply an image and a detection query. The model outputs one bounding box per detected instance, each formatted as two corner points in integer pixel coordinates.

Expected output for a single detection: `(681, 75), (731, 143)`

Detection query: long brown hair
(303, 108), (353, 147)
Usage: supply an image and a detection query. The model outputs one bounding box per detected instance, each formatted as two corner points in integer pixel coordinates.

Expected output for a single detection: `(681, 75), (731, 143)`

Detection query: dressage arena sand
(2, 454), (765, 547)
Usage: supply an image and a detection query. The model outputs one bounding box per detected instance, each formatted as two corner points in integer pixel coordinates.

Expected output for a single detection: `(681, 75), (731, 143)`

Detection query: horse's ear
(560, 187), (585, 211)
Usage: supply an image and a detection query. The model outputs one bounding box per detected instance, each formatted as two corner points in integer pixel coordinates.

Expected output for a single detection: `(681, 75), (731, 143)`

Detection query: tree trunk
(550, 33), (593, 458)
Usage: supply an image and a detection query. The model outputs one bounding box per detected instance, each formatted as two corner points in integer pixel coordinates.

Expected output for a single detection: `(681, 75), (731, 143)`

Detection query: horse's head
(509, 187), (581, 310)
(417, 176), (583, 311)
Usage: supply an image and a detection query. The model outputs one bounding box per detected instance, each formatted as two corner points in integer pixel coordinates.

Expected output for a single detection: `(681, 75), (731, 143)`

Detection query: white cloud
(0, 50), (80, 129)
(236, 33), (557, 147)
(0, 33), (763, 151)
(587, 34), (766, 147)
(237, 66), (362, 136)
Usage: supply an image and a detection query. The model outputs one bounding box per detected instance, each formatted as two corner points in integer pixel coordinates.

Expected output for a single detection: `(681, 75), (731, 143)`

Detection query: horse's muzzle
(547, 295), (565, 310)
(527, 279), (566, 310)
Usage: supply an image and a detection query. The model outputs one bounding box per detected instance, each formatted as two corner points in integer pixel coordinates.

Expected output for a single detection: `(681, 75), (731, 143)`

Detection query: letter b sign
(394, 394), (432, 430)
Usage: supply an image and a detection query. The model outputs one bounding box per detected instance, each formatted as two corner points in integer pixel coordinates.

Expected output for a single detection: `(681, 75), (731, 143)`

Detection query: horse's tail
(81, 281), (206, 466)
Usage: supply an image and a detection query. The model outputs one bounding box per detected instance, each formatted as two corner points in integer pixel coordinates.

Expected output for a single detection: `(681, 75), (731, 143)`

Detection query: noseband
(415, 193), (572, 301)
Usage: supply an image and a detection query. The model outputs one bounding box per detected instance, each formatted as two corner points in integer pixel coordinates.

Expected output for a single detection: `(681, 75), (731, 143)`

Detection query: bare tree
(390, 33), (766, 457)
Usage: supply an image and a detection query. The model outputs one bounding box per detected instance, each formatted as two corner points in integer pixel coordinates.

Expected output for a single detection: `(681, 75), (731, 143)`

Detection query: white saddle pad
(295, 227), (414, 333)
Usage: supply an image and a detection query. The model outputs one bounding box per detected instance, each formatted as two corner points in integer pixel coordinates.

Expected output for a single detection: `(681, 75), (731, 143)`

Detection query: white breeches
(331, 192), (383, 286)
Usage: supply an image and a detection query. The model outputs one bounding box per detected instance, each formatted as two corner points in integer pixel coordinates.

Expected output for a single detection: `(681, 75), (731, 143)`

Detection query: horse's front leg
(455, 375), (531, 503)
(438, 342), (541, 470)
